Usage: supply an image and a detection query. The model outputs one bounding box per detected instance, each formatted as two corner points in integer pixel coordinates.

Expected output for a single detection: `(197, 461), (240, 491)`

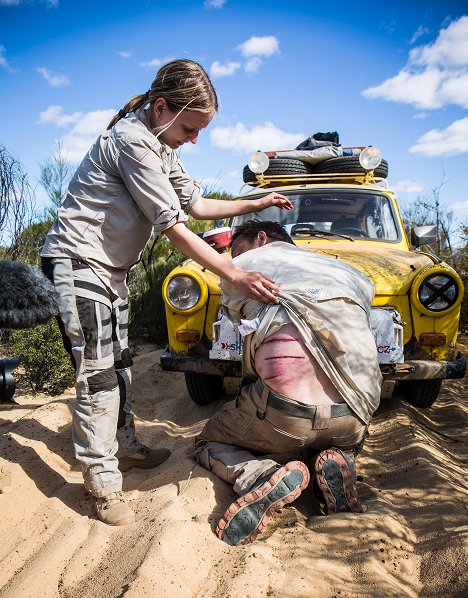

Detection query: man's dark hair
(232, 220), (294, 245)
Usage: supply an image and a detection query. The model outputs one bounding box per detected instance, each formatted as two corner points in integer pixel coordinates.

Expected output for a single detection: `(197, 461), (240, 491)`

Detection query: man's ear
(257, 230), (269, 246)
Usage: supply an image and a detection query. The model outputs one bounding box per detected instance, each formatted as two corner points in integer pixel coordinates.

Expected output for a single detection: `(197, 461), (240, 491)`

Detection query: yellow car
(160, 148), (465, 409)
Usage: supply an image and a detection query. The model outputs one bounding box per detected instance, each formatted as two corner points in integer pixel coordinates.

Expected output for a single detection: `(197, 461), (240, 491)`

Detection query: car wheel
(185, 372), (223, 405)
(398, 379), (442, 408)
(243, 158), (314, 184)
(313, 156), (389, 178)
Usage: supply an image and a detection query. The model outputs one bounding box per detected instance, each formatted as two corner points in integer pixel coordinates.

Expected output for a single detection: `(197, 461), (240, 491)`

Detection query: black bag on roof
(295, 131), (340, 150)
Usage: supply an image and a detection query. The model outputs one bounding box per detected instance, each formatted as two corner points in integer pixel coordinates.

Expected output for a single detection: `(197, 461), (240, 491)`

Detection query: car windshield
(231, 190), (400, 242)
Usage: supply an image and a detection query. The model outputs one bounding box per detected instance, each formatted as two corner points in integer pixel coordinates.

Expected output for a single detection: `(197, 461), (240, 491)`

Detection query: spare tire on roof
(313, 155), (389, 178)
(243, 158), (314, 184)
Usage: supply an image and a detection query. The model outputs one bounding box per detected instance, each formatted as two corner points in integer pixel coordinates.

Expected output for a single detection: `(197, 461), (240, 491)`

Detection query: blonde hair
(107, 59), (218, 130)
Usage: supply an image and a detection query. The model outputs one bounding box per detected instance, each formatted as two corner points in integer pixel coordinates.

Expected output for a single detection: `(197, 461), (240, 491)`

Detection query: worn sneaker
(216, 461), (310, 546)
(314, 448), (363, 514)
(94, 492), (135, 526)
(118, 446), (171, 472)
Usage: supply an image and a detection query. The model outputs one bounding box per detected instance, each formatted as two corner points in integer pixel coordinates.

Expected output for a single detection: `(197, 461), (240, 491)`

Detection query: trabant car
(160, 148), (465, 408)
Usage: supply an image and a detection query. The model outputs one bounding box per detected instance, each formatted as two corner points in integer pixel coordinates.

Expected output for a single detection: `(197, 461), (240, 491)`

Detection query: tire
(185, 372), (223, 405)
(243, 158), (314, 184)
(313, 156), (389, 178)
(398, 379), (442, 408)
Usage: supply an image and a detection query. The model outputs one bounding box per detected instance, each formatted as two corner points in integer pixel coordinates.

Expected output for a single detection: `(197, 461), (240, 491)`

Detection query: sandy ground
(0, 340), (467, 598)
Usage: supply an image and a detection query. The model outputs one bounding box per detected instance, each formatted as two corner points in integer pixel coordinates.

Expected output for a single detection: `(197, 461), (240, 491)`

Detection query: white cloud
(237, 35), (279, 58)
(210, 121), (305, 153)
(363, 16), (468, 110)
(449, 200), (468, 212)
(118, 51), (132, 59)
(38, 105), (82, 127)
(392, 180), (425, 193)
(179, 143), (200, 155)
(244, 57), (262, 73)
(0, 0), (59, 5)
(410, 25), (429, 45)
(38, 105), (115, 162)
(409, 116), (468, 157)
(410, 16), (468, 67)
(37, 66), (70, 87)
(227, 170), (239, 178)
(363, 67), (445, 110)
(210, 60), (240, 78)
(139, 56), (174, 68)
(204, 0), (226, 8)
(234, 35), (280, 74)
(0, 45), (15, 72)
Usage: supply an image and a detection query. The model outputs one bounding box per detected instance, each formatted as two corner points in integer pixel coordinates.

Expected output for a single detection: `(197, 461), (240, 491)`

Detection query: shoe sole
(216, 461), (310, 546)
(118, 449), (171, 472)
(314, 449), (362, 514)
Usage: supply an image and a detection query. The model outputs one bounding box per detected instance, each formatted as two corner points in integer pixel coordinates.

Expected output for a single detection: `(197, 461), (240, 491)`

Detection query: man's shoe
(216, 461), (310, 546)
(94, 492), (135, 526)
(314, 448), (363, 514)
(118, 446), (171, 472)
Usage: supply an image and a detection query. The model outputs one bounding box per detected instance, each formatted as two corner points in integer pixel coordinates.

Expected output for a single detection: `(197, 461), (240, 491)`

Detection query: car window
(231, 190), (400, 241)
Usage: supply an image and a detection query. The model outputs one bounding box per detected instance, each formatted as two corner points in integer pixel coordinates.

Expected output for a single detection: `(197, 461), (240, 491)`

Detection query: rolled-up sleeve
(168, 153), (203, 214)
(117, 139), (193, 235)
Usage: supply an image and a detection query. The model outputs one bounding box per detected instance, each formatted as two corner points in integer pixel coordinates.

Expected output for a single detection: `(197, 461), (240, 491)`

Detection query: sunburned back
(255, 323), (344, 406)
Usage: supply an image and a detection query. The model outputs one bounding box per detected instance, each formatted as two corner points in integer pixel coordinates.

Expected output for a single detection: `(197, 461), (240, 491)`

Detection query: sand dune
(0, 341), (467, 598)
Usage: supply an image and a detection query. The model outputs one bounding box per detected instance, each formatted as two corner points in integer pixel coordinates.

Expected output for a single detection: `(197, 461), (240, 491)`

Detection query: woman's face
(152, 98), (214, 149)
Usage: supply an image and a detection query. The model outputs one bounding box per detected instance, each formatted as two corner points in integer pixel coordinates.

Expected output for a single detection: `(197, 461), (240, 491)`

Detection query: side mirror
(411, 225), (438, 247)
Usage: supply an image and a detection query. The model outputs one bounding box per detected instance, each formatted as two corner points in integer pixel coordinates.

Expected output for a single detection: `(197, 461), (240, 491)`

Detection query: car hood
(298, 242), (435, 295)
(184, 243), (436, 297)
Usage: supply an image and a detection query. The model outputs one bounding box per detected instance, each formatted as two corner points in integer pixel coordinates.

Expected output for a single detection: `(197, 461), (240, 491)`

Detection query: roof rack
(247, 171), (386, 188)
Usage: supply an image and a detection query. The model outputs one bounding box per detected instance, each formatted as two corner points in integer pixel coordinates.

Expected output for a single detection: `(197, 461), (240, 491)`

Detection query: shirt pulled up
(220, 242), (382, 424)
(41, 110), (202, 298)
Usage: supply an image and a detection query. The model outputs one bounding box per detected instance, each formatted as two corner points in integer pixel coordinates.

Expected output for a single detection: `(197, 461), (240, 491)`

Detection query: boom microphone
(0, 260), (59, 329)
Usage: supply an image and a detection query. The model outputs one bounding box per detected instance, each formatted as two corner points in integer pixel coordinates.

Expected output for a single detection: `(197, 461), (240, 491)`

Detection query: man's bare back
(255, 323), (344, 406)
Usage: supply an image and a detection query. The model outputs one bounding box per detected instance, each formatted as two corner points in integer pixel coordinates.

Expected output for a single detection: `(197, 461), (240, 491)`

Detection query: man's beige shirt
(41, 109), (202, 298)
(220, 242), (382, 424)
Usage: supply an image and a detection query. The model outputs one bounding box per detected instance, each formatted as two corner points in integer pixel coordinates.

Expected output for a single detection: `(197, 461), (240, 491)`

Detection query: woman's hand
(165, 223), (280, 304)
(230, 268), (280, 304)
(257, 192), (293, 211)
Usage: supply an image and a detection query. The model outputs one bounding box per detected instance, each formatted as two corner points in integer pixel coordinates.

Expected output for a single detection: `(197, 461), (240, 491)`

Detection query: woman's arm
(164, 222), (280, 303)
(188, 192), (293, 220)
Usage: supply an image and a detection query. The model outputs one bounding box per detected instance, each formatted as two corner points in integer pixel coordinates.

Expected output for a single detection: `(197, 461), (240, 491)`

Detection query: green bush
(128, 216), (216, 345)
(10, 320), (75, 394)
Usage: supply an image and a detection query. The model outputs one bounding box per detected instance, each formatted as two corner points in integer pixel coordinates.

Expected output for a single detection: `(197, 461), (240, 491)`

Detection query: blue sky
(1, 0), (467, 228)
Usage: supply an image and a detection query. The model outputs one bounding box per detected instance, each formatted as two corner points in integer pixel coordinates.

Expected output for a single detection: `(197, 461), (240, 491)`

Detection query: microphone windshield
(0, 260), (59, 329)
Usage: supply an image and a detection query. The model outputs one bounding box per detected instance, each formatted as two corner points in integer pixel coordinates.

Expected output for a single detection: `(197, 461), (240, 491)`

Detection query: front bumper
(160, 348), (466, 381)
(160, 349), (242, 377)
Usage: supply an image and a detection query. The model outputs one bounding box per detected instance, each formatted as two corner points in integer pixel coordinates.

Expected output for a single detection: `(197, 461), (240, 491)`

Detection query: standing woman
(41, 59), (291, 526)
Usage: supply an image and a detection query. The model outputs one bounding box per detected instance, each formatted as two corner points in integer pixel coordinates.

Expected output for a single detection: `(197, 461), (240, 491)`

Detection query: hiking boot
(314, 448), (363, 514)
(216, 461), (310, 546)
(118, 446), (171, 472)
(94, 492), (135, 526)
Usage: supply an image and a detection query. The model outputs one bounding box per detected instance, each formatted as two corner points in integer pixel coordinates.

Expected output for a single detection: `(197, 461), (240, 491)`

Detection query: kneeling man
(194, 220), (382, 546)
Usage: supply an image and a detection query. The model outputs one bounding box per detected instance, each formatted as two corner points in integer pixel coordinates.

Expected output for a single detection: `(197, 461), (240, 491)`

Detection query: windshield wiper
(292, 228), (355, 242)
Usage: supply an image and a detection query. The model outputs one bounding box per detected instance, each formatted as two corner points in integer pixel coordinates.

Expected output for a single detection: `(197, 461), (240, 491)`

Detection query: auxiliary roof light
(248, 151), (270, 174)
(359, 146), (382, 171)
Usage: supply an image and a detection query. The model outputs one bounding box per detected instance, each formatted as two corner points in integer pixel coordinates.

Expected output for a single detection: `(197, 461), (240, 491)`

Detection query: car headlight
(359, 146), (382, 171)
(411, 266), (463, 317)
(163, 274), (208, 313)
(166, 275), (202, 311)
(418, 274), (458, 312)
(248, 151), (269, 174)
